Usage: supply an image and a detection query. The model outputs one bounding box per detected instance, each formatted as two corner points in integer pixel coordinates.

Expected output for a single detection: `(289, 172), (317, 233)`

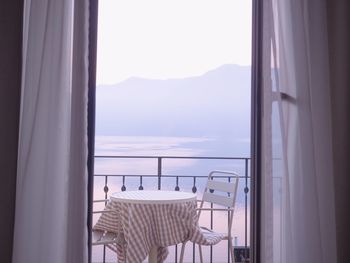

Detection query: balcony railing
(92, 155), (250, 263)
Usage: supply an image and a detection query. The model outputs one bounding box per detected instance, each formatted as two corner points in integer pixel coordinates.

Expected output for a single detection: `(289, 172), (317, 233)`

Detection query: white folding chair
(92, 207), (119, 246)
(92, 229), (119, 246)
(179, 170), (239, 263)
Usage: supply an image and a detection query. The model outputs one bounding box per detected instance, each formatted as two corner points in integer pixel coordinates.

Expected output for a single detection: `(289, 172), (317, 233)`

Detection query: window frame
(250, 0), (263, 262)
(87, 0), (99, 262)
(86, 0), (262, 262)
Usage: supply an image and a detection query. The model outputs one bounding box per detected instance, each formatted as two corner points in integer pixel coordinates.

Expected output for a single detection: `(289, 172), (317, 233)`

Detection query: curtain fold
(261, 0), (337, 262)
(12, 0), (89, 262)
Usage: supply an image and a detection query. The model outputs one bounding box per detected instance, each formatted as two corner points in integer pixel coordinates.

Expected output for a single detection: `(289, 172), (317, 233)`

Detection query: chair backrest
(201, 170), (239, 208)
(198, 171), (240, 237)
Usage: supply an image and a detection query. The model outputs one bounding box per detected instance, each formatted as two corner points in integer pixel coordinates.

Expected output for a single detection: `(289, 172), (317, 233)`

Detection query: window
(89, 1), (254, 262)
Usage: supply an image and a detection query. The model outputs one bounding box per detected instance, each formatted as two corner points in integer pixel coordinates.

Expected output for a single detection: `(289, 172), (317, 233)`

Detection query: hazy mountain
(95, 64), (251, 142)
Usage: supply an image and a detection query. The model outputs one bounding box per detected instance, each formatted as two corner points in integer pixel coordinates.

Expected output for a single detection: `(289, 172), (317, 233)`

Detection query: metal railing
(93, 155), (250, 263)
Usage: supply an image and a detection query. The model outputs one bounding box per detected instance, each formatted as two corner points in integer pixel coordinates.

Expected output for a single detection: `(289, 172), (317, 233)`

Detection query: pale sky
(97, 0), (252, 85)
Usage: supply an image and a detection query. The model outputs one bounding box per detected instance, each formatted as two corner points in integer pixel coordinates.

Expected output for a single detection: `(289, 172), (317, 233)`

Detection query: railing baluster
(193, 242), (196, 263)
(192, 177), (197, 193)
(104, 175), (108, 203)
(103, 175), (108, 263)
(139, 176), (144, 190)
(175, 176), (180, 191)
(121, 175), (126, 191)
(157, 157), (162, 190)
(228, 176), (231, 263)
(175, 244), (178, 263)
(210, 202), (213, 263)
(103, 245), (106, 263)
(244, 158), (249, 260)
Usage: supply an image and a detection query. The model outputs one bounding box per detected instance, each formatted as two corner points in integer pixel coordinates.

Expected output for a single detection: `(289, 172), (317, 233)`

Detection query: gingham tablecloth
(93, 191), (224, 263)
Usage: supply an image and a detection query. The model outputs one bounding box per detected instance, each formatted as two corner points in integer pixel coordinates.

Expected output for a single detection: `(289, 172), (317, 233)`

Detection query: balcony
(92, 155), (250, 263)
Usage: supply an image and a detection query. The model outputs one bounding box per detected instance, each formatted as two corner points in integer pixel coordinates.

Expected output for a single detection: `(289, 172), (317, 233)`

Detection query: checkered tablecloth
(93, 192), (225, 263)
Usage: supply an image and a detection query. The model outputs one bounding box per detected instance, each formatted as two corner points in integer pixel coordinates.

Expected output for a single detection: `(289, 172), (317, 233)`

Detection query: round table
(111, 190), (196, 204)
(110, 190), (197, 263)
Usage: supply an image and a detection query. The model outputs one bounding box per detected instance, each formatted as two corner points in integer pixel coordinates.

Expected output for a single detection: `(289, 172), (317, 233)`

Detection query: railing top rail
(94, 174), (249, 178)
(94, 155), (250, 160)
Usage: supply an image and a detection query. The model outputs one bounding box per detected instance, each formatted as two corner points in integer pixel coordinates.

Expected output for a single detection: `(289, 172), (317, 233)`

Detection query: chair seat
(200, 226), (229, 241)
(92, 230), (119, 245)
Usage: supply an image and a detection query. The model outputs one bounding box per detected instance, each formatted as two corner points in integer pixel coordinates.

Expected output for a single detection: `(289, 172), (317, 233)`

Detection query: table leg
(148, 246), (158, 263)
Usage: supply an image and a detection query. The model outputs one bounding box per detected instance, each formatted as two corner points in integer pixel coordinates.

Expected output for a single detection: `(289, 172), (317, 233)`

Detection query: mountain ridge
(95, 64), (251, 147)
(97, 64), (251, 88)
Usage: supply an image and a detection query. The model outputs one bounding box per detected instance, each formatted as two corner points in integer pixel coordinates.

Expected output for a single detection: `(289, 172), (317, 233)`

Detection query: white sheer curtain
(261, 0), (337, 263)
(12, 0), (89, 262)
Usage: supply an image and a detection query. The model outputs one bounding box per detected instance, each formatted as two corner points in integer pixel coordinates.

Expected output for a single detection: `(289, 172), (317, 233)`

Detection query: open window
(88, 1), (257, 262)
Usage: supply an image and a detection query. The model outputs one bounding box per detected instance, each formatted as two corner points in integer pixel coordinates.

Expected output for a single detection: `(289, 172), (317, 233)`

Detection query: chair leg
(198, 244), (204, 263)
(179, 241), (187, 263)
(229, 239), (235, 263)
